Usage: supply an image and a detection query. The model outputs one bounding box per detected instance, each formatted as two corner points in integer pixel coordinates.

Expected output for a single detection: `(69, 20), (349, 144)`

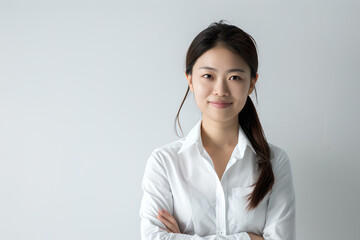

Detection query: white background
(1, 0), (359, 239)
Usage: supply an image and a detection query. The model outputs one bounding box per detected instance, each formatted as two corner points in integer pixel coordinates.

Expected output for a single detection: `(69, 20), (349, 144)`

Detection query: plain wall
(0, 0), (359, 239)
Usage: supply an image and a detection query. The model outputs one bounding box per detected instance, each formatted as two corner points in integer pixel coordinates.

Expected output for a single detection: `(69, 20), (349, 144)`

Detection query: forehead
(193, 46), (250, 72)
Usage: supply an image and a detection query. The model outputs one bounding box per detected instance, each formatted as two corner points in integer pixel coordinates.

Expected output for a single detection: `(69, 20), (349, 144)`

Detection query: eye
(230, 75), (242, 81)
(202, 74), (213, 79)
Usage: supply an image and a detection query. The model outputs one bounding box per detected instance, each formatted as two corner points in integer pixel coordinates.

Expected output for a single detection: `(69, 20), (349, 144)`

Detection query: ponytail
(239, 96), (274, 211)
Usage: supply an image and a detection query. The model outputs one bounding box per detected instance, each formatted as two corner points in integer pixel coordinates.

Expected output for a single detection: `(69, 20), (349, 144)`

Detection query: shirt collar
(178, 118), (256, 158)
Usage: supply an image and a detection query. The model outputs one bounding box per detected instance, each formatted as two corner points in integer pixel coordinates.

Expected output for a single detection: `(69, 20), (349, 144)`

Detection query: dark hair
(174, 20), (274, 211)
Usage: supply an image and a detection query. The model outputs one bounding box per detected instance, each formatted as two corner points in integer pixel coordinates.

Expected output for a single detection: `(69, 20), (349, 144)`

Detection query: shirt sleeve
(139, 150), (251, 240)
(262, 149), (296, 240)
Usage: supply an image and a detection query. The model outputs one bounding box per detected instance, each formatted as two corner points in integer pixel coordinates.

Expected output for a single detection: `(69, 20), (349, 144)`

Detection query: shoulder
(143, 138), (184, 178)
(148, 138), (185, 163)
(267, 142), (296, 200)
(268, 142), (293, 173)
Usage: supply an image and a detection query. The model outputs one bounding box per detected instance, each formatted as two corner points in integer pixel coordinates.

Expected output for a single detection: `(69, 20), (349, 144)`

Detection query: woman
(139, 21), (296, 240)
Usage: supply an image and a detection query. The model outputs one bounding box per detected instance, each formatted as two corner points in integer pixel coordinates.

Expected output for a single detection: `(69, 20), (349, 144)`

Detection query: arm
(158, 209), (263, 240)
(139, 151), (253, 240)
(262, 150), (296, 240)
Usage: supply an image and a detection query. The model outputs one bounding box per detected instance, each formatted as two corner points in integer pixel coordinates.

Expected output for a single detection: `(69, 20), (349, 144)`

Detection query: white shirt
(139, 119), (296, 240)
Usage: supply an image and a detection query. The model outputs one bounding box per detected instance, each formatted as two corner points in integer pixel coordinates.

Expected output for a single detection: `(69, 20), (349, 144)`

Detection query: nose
(213, 78), (230, 96)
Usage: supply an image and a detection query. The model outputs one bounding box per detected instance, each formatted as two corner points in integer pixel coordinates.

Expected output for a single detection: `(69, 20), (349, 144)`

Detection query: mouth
(208, 101), (233, 109)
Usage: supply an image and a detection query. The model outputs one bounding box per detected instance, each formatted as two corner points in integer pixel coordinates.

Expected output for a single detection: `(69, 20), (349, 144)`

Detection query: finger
(158, 215), (177, 233)
(160, 209), (178, 226)
(159, 227), (170, 233)
(157, 213), (178, 233)
(159, 210), (180, 233)
(157, 212), (175, 231)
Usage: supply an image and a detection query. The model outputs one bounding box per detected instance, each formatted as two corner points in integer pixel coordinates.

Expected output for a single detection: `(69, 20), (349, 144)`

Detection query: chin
(203, 114), (238, 123)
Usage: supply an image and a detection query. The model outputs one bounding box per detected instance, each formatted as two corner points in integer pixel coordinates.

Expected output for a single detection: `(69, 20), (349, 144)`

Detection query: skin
(157, 45), (264, 240)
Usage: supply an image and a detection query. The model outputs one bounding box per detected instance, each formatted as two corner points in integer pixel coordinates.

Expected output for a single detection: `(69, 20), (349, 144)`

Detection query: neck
(201, 116), (239, 149)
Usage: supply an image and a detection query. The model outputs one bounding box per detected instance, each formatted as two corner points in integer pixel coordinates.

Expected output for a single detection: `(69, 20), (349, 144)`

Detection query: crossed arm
(141, 149), (295, 240)
(157, 209), (264, 240)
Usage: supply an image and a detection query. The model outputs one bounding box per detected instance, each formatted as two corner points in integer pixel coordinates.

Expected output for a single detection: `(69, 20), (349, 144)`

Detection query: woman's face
(186, 45), (258, 124)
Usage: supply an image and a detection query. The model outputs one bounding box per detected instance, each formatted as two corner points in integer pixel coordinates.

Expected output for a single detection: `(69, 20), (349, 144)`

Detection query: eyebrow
(198, 66), (246, 73)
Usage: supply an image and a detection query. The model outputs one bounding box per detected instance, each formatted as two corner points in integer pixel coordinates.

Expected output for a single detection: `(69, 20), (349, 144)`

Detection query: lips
(209, 101), (232, 109)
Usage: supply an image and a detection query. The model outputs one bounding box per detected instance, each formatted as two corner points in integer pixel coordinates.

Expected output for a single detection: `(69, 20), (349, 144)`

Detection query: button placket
(216, 181), (226, 235)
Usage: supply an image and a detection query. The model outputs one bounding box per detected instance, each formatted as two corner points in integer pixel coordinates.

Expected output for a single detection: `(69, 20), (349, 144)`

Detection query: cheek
(230, 84), (249, 97)
(193, 81), (212, 99)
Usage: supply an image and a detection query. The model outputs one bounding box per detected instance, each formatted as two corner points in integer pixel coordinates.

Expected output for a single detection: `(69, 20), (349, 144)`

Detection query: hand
(247, 232), (264, 240)
(157, 209), (181, 233)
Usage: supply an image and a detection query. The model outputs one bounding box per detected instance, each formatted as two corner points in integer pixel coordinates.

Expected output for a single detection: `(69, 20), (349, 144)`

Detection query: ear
(185, 71), (194, 92)
(248, 73), (259, 95)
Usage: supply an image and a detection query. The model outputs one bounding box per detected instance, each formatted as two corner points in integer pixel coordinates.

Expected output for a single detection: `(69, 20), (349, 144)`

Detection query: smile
(208, 101), (232, 109)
